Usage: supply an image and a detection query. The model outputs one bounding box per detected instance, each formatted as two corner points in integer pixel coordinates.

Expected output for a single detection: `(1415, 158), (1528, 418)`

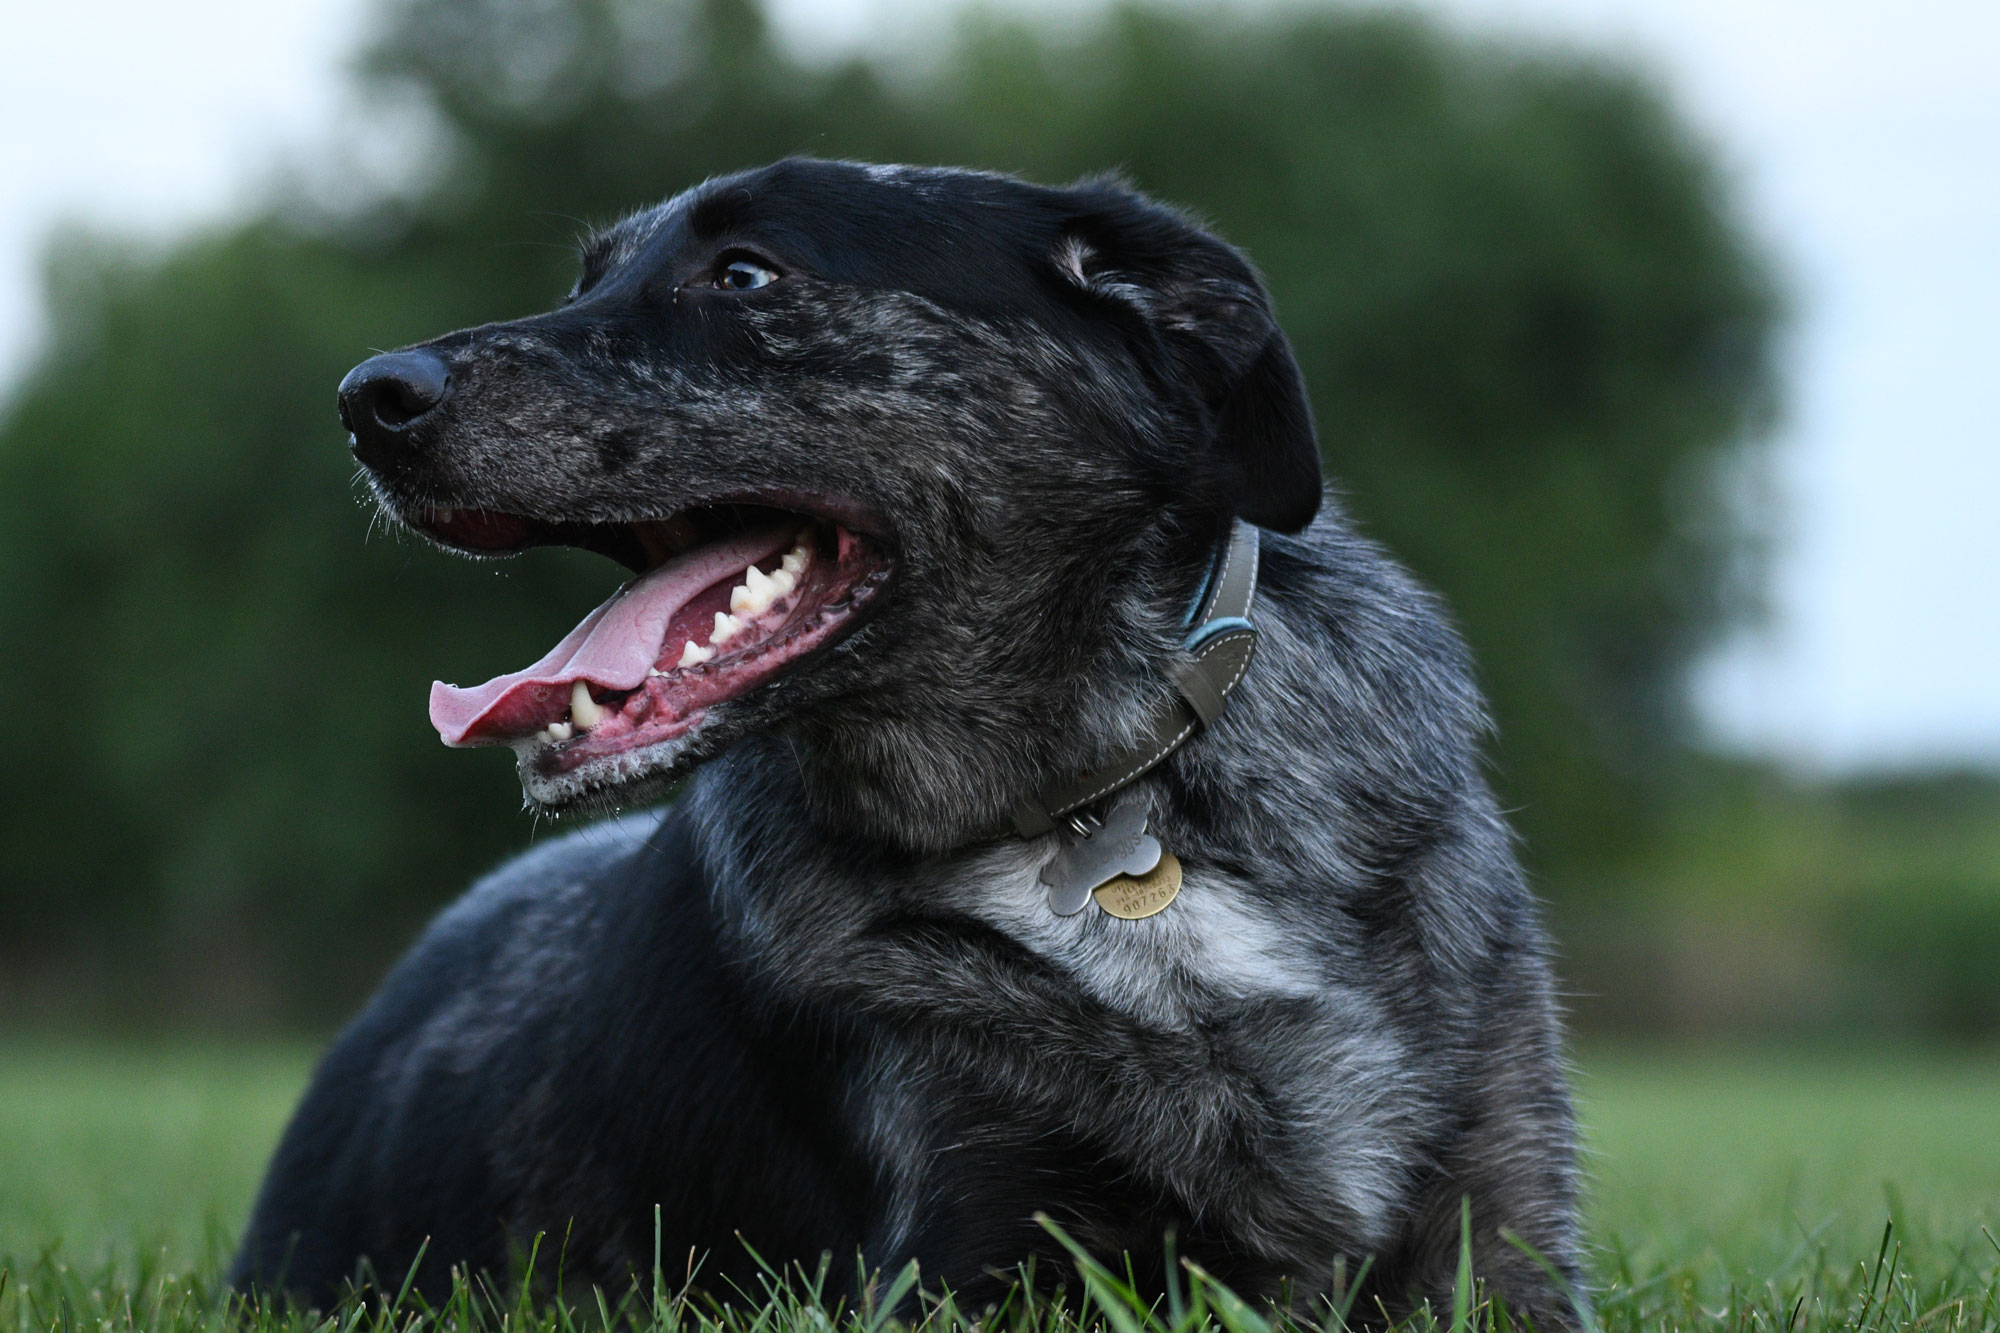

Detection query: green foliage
(1558, 770), (2000, 1038)
(0, 0), (1777, 1024)
(4, 1043), (2000, 1329)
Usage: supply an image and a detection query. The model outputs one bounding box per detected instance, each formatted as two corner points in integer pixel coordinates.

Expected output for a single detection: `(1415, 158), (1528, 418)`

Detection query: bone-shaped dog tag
(1040, 799), (1163, 916)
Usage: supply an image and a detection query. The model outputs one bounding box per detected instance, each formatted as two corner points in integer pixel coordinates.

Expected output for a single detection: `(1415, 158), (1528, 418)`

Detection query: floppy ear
(1053, 183), (1324, 533)
(1209, 330), (1323, 533)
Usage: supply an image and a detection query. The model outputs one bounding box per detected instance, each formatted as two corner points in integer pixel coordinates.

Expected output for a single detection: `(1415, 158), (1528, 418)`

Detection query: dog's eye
(715, 259), (779, 292)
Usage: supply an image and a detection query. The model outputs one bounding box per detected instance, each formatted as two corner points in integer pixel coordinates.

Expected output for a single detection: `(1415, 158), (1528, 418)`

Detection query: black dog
(233, 159), (1585, 1325)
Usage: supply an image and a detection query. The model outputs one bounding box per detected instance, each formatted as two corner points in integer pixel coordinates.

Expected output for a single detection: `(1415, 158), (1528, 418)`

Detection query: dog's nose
(339, 350), (452, 469)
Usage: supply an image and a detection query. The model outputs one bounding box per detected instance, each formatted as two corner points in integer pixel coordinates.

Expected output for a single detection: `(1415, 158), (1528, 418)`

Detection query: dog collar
(1010, 518), (1261, 840)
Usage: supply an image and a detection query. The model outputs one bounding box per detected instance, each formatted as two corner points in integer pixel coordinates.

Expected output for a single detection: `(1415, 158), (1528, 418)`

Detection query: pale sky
(2, 0), (1995, 774)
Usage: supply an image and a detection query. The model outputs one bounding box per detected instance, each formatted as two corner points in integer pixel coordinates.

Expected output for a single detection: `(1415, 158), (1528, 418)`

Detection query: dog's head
(343, 159), (1321, 841)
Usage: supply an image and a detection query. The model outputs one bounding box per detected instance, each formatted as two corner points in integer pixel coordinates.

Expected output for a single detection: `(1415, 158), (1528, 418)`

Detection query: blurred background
(4, 0), (1999, 1303)
(0, 0), (1995, 1044)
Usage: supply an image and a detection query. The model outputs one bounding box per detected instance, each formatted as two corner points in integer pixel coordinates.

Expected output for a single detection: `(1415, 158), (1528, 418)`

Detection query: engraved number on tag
(1040, 799), (1162, 916)
(1094, 852), (1182, 919)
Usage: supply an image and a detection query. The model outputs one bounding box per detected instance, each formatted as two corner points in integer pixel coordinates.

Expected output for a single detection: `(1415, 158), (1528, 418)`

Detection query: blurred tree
(0, 0), (1776, 1026)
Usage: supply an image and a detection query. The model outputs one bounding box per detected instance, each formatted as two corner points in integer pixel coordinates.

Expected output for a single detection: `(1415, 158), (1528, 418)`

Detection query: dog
(232, 158), (1586, 1326)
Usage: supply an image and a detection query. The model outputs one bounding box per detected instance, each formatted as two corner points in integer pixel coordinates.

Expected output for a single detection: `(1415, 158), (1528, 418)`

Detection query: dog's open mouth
(421, 503), (891, 780)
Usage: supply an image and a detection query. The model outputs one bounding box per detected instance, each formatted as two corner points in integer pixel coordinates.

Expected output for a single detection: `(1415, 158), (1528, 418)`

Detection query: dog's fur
(233, 159), (1586, 1325)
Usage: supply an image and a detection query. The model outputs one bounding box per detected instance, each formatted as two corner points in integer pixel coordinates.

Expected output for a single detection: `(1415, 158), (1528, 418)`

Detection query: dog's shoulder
(426, 808), (672, 959)
(365, 806), (687, 1073)
(233, 807), (692, 1299)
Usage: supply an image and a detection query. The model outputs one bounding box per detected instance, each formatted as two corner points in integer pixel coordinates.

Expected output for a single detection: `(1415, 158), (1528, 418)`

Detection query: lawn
(0, 1040), (1994, 1329)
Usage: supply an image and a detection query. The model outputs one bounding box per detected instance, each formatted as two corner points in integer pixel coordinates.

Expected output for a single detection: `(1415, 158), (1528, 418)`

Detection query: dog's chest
(934, 839), (1325, 1024)
(833, 838), (1423, 1266)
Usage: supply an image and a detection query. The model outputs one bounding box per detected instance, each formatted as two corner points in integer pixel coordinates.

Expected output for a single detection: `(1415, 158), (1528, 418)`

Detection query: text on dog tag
(1094, 853), (1182, 919)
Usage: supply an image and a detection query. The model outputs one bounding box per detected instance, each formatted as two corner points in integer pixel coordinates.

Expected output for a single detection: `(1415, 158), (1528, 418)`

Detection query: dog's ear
(1053, 183), (1323, 533)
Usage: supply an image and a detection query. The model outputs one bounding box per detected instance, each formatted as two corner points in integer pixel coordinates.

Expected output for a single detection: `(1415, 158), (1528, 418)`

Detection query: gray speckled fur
(236, 159), (1585, 1327)
(684, 510), (1585, 1320)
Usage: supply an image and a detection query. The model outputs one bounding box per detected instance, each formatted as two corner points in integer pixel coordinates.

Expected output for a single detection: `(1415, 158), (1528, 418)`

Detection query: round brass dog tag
(1094, 853), (1182, 919)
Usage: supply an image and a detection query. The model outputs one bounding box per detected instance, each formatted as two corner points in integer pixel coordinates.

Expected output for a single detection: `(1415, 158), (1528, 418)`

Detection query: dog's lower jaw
(515, 724), (715, 814)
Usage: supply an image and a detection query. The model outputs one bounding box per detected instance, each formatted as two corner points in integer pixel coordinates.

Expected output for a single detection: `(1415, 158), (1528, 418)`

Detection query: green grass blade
(1450, 1197), (1473, 1333)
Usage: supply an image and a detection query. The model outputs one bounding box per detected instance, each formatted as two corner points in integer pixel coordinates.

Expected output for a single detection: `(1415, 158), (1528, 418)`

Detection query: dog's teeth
(678, 640), (715, 668)
(547, 721), (573, 742)
(780, 548), (807, 575)
(569, 681), (604, 731)
(649, 668), (667, 678)
(434, 507), (456, 524)
(769, 567), (797, 596)
(712, 611), (742, 643)
(731, 566), (778, 616)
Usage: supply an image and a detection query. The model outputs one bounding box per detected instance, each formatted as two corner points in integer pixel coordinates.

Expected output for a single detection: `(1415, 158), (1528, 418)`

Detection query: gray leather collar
(1011, 519), (1261, 839)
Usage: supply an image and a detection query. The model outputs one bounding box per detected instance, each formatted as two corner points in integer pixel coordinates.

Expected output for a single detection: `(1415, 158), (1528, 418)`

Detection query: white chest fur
(944, 837), (1326, 1026)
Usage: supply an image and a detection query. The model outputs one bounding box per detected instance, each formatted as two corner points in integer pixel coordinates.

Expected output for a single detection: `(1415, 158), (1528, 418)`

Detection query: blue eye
(717, 259), (778, 291)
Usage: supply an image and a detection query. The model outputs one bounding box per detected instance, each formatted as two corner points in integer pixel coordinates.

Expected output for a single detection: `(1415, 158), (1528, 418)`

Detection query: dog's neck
(1007, 518), (1261, 840)
(766, 513), (1273, 857)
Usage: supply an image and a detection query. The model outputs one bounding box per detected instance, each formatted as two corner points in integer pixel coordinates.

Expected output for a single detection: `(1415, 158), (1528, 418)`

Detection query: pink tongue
(428, 524), (794, 747)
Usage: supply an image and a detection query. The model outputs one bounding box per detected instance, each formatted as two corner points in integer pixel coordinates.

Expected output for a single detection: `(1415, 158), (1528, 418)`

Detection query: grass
(0, 1041), (1995, 1330)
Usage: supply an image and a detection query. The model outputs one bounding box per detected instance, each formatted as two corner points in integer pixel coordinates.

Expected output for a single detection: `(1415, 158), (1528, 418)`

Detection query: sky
(1, 0), (1994, 775)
